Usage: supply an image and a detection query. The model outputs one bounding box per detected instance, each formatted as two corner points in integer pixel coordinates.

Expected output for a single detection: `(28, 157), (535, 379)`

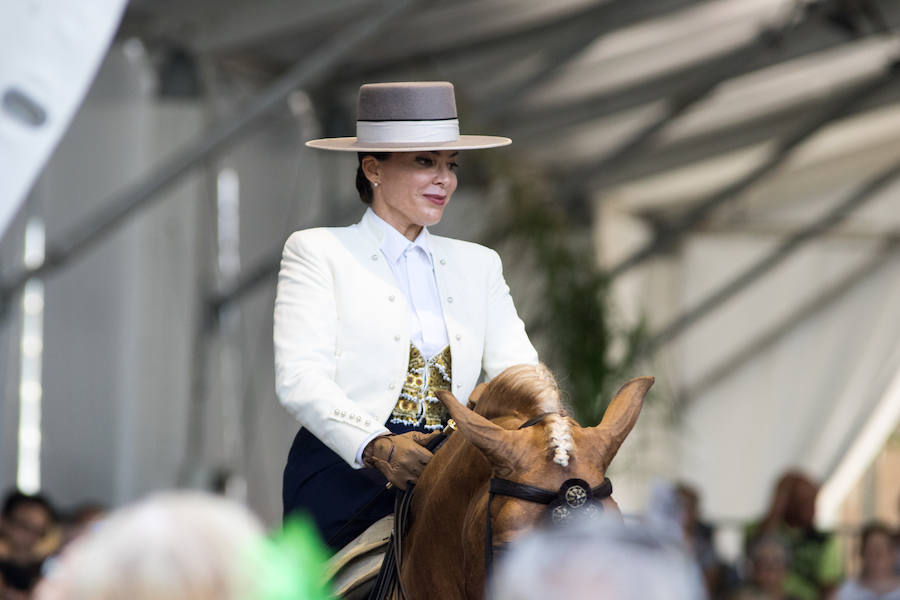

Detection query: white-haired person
(488, 515), (707, 600)
(275, 81), (538, 550)
(33, 491), (327, 600)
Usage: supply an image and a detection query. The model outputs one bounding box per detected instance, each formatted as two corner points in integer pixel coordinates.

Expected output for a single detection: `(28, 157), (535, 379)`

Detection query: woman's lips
(424, 194), (446, 205)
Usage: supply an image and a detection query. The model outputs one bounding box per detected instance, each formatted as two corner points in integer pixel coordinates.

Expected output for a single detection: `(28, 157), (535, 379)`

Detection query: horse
(394, 363), (654, 599)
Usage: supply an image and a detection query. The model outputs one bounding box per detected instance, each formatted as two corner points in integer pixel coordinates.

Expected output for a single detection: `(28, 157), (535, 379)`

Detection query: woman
(835, 522), (900, 600)
(274, 82), (538, 550)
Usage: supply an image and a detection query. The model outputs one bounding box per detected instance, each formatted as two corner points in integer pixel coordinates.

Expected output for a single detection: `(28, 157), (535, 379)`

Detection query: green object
(251, 515), (334, 600)
(484, 167), (647, 424)
(744, 522), (842, 600)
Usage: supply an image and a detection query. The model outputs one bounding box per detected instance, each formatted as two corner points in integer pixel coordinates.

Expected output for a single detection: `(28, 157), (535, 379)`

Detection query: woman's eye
(449, 162), (459, 171)
(416, 157), (433, 167)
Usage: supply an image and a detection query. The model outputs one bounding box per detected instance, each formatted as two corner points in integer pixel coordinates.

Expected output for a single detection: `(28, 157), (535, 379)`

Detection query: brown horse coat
(398, 364), (653, 599)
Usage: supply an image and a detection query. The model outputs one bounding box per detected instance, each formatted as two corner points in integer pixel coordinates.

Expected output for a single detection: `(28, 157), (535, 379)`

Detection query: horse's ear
(590, 376), (653, 469)
(435, 390), (517, 470)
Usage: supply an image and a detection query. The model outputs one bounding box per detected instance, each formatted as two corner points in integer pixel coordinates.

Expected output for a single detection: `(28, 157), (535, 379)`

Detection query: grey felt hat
(305, 82), (511, 152)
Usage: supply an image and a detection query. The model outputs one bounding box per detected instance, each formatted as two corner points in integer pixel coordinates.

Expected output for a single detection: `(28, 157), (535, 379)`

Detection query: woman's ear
(361, 155), (381, 186)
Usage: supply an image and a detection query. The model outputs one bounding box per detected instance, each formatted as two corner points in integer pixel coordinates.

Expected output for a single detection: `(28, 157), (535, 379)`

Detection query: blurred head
(675, 483), (700, 529)
(359, 150), (459, 236)
(489, 516), (704, 600)
(35, 492), (265, 600)
(0, 490), (55, 559)
(859, 521), (897, 579)
(772, 471), (818, 529)
(749, 535), (791, 593)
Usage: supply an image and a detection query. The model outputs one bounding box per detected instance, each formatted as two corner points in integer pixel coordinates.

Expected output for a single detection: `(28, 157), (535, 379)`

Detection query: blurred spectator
(34, 491), (265, 600)
(34, 491), (332, 600)
(745, 471), (842, 600)
(489, 515), (706, 599)
(835, 521), (900, 600)
(0, 490), (58, 598)
(676, 482), (736, 597)
(731, 535), (799, 600)
(0, 491), (57, 564)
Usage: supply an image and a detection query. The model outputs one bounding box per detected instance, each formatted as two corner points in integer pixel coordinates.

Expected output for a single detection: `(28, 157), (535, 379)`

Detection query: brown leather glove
(363, 430), (442, 490)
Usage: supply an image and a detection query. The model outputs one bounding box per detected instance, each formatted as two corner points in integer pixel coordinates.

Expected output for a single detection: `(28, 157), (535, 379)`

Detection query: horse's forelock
(478, 364), (573, 467)
(478, 364), (560, 415)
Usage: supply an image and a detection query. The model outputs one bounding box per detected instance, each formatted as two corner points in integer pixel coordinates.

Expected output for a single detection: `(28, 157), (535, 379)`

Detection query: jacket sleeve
(273, 231), (389, 467)
(481, 248), (539, 379)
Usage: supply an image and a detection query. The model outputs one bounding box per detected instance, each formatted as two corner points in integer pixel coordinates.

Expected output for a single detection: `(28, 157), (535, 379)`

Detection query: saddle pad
(332, 552), (384, 597)
(326, 515), (394, 580)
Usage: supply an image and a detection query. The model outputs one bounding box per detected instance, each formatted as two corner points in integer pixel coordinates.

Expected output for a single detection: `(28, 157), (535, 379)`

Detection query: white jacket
(273, 210), (538, 466)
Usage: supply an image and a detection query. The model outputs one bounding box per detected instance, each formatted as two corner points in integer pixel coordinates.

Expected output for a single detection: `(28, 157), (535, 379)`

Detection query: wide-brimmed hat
(305, 82), (510, 152)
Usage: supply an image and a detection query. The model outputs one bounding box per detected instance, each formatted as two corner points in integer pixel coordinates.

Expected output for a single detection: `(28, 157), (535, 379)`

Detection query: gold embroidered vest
(389, 344), (452, 430)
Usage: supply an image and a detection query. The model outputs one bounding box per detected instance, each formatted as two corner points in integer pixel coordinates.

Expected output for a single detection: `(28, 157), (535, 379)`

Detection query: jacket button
(456, 383), (462, 389)
(334, 409), (340, 416)
(394, 334), (401, 341)
(389, 295), (396, 302)
(389, 383), (396, 390)
(439, 258), (446, 265)
(447, 297), (453, 303)
(455, 334), (461, 341)
(340, 410), (346, 417)
(371, 254), (378, 261)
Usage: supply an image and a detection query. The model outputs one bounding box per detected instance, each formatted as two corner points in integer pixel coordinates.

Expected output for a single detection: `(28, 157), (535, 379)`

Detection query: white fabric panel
(24, 46), (205, 506)
(0, 0), (127, 239)
(672, 178), (900, 524)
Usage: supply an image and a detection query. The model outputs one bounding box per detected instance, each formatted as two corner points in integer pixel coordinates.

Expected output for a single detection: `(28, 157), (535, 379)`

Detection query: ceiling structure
(1, 0), (897, 523)
(6, 0), (898, 355)
(93, 0), (900, 373)
(114, 0), (900, 211)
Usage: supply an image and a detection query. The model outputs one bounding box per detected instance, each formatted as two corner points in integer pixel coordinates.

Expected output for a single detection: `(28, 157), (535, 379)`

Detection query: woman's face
(861, 530), (897, 578)
(367, 150), (459, 239)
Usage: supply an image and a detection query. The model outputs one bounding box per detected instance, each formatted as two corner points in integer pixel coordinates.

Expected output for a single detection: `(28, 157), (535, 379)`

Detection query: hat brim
(305, 135), (511, 152)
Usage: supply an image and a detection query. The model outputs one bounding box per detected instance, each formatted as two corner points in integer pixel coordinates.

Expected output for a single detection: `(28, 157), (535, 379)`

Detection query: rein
(482, 413), (613, 576)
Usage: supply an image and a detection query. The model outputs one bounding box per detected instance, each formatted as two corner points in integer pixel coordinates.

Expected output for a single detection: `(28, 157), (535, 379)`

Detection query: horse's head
(436, 364), (653, 547)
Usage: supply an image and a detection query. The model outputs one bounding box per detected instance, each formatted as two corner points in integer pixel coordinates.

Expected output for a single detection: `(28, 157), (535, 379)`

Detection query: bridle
(483, 412), (613, 575)
(371, 412), (614, 599)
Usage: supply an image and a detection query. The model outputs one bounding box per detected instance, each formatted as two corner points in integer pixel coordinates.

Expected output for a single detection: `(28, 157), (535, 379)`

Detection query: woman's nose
(434, 165), (452, 184)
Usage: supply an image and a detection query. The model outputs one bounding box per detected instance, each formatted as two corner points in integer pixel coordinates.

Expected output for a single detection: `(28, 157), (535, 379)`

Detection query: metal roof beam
(676, 233), (900, 408)
(0, 0), (420, 311)
(506, 1), (900, 141)
(639, 148), (900, 359)
(605, 59), (900, 280)
(579, 78), (900, 188)
(338, 0), (702, 82)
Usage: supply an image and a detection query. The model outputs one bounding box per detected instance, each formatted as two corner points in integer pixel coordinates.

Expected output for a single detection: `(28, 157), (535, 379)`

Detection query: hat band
(356, 119), (460, 144)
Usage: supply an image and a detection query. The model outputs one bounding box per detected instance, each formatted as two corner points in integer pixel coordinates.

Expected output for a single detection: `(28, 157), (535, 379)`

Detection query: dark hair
(1, 489), (56, 522)
(859, 521), (895, 554)
(356, 152), (390, 204)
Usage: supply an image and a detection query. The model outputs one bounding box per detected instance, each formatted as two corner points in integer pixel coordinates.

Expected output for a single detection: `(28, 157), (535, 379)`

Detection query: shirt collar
(366, 208), (433, 265)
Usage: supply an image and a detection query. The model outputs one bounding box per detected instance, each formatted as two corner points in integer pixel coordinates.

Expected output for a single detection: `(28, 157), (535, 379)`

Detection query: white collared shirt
(355, 209), (450, 464)
(367, 208), (450, 359)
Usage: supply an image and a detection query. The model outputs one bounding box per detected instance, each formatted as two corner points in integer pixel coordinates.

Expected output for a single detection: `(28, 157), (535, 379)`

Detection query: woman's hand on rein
(363, 431), (441, 490)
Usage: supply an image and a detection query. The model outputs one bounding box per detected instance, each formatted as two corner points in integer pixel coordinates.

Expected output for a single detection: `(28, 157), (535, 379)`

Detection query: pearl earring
(373, 182), (379, 187)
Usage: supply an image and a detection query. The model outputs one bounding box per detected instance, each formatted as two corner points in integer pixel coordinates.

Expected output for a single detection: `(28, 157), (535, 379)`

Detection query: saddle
(325, 515), (394, 599)
(327, 429), (449, 599)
